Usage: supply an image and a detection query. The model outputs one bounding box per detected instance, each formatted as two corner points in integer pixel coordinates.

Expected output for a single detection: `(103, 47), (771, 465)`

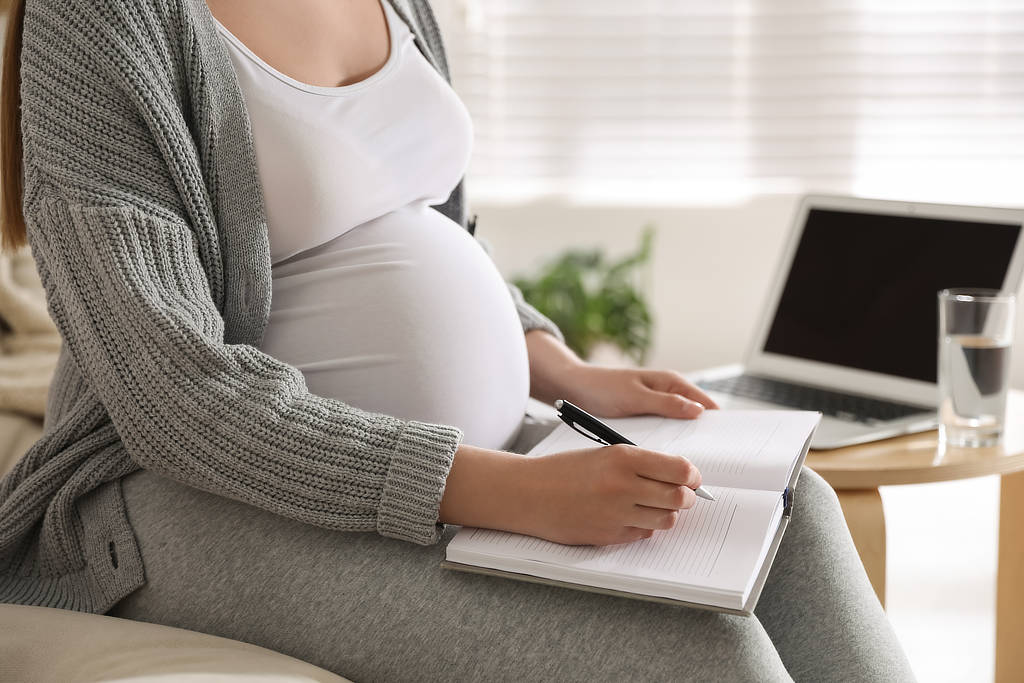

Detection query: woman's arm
(524, 329), (718, 417)
(524, 329), (587, 406)
(439, 440), (703, 546)
(505, 281), (568, 349)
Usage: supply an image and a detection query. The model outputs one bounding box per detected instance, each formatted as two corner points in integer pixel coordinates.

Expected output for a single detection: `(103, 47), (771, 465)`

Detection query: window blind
(439, 0), (1024, 205)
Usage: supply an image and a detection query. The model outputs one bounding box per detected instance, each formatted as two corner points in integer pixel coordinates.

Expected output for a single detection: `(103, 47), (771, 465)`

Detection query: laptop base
(691, 365), (938, 450)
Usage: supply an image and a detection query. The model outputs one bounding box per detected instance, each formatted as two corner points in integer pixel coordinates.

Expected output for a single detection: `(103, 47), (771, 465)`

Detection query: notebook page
(527, 410), (819, 492)
(446, 487), (784, 606)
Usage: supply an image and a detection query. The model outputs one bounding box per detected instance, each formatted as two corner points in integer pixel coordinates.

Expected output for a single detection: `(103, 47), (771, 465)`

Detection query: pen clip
(564, 419), (610, 446)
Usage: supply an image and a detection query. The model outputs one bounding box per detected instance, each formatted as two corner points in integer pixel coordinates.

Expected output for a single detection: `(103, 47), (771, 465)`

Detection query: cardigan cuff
(377, 420), (463, 544)
(516, 303), (566, 346)
(505, 281), (566, 345)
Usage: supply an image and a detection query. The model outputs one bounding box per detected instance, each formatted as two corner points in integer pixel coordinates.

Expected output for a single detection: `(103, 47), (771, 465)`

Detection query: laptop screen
(762, 208), (1021, 383)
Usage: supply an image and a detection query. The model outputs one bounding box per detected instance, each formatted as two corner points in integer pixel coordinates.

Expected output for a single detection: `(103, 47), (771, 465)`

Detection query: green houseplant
(512, 226), (656, 366)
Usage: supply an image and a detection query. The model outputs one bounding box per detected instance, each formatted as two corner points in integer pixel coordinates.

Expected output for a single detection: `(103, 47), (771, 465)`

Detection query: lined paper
(526, 410), (819, 492)
(444, 409), (818, 609)
(448, 487), (784, 600)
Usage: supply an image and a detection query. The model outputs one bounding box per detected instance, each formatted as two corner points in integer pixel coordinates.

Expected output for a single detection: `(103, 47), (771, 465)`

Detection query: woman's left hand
(557, 364), (720, 419)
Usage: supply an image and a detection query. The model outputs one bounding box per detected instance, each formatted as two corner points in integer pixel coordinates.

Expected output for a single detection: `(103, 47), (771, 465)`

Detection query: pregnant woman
(0, 0), (914, 680)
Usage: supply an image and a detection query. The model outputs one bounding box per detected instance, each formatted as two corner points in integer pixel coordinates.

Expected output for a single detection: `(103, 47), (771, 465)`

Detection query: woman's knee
(778, 466), (857, 559)
(793, 466), (843, 520)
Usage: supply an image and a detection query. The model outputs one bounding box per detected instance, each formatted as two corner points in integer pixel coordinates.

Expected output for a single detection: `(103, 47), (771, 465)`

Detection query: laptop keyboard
(697, 374), (931, 423)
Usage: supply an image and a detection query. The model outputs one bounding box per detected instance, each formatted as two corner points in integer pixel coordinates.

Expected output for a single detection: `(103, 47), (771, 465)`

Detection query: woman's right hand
(439, 443), (704, 547)
(515, 444), (704, 546)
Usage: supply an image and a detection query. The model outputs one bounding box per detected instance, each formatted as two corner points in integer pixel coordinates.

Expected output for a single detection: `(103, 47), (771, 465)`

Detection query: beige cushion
(0, 244), (61, 418)
(0, 603), (351, 682)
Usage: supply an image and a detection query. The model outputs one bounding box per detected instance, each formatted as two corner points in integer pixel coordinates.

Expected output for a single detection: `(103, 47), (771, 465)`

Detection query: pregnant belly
(259, 204), (530, 451)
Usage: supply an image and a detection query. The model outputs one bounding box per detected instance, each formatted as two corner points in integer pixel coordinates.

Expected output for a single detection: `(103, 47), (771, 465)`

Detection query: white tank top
(214, 1), (530, 450)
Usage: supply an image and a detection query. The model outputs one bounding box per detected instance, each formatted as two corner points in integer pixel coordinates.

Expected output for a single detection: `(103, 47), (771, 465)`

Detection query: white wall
(474, 193), (1024, 390)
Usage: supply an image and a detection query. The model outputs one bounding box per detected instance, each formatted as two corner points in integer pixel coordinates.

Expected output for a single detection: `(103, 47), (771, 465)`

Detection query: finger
(632, 450), (703, 489)
(622, 526), (656, 543)
(631, 476), (696, 511)
(670, 376), (718, 410)
(641, 387), (705, 419)
(630, 504), (682, 531)
(642, 370), (719, 410)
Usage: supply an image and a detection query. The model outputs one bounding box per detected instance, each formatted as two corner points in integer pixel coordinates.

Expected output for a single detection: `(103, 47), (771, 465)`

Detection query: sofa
(0, 245), (351, 682)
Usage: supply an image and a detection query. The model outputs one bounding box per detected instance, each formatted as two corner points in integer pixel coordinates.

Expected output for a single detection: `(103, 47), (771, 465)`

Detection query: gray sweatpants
(108, 414), (916, 682)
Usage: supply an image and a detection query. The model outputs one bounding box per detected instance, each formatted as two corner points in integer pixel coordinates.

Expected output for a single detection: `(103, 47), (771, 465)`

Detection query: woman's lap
(109, 465), (790, 682)
(107, 414), (913, 682)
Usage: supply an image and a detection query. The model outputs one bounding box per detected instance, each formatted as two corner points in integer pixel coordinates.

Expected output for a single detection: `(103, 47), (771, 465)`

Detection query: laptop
(690, 194), (1024, 450)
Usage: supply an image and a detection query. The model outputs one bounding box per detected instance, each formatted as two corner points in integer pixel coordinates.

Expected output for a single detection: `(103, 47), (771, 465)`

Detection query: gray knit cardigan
(0, 0), (564, 613)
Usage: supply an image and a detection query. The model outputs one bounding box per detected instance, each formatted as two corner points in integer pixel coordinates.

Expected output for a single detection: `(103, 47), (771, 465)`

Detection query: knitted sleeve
(24, 198), (463, 545)
(19, 0), (462, 545)
(506, 281), (566, 345)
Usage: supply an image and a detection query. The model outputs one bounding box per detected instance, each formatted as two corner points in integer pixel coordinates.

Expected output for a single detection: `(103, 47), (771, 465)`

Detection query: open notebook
(443, 410), (821, 615)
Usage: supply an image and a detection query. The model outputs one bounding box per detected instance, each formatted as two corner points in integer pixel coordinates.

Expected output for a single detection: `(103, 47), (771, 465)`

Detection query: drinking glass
(938, 288), (1016, 447)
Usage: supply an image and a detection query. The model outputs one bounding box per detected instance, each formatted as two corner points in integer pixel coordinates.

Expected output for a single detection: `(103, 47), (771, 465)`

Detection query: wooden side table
(806, 389), (1024, 683)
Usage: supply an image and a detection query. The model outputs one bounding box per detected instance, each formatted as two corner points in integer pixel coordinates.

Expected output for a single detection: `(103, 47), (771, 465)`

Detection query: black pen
(554, 399), (716, 501)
